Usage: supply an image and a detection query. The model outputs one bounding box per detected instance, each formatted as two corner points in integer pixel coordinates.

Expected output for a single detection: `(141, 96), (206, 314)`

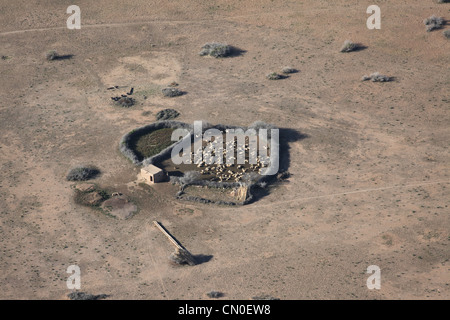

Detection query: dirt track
(0, 1), (449, 299)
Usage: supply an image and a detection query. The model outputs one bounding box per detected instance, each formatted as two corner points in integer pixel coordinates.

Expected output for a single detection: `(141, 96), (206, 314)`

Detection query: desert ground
(0, 0), (449, 300)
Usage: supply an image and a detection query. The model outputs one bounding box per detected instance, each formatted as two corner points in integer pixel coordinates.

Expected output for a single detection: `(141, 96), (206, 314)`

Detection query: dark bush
(206, 291), (224, 298)
(115, 96), (135, 107)
(66, 166), (100, 181)
(162, 87), (183, 97)
(156, 108), (180, 120)
(67, 292), (109, 300)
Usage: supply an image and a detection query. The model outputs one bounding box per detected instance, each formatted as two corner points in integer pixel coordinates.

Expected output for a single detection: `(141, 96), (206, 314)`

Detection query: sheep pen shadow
(278, 128), (308, 173)
(246, 128), (308, 204)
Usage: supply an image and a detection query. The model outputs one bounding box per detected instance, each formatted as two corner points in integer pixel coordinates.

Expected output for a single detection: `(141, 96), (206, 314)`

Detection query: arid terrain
(0, 0), (449, 300)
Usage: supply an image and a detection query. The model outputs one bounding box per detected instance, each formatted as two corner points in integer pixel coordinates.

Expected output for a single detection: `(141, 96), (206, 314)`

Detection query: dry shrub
(266, 72), (282, 80)
(199, 42), (231, 58)
(281, 66), (297, 74)
(444, 29), (450, 39)
(46, 50), (59, 61)
(340, 40), (358, 52)
(361, 72), (391, 82)
(423, 15), (444, 32)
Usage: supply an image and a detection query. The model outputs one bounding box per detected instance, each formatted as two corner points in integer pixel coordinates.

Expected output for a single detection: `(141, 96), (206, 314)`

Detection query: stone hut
(141, 164), (165, 184)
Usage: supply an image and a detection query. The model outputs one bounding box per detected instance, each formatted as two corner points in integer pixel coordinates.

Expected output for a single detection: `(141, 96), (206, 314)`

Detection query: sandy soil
(0, 1), (449, 299)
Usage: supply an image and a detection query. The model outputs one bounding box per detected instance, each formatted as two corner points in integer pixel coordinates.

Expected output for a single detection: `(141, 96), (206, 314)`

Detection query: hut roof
(142, 164), (163, 175)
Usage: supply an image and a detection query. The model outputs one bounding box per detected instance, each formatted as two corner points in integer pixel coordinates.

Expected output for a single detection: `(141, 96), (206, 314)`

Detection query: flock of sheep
(187, 138), (270, 182)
